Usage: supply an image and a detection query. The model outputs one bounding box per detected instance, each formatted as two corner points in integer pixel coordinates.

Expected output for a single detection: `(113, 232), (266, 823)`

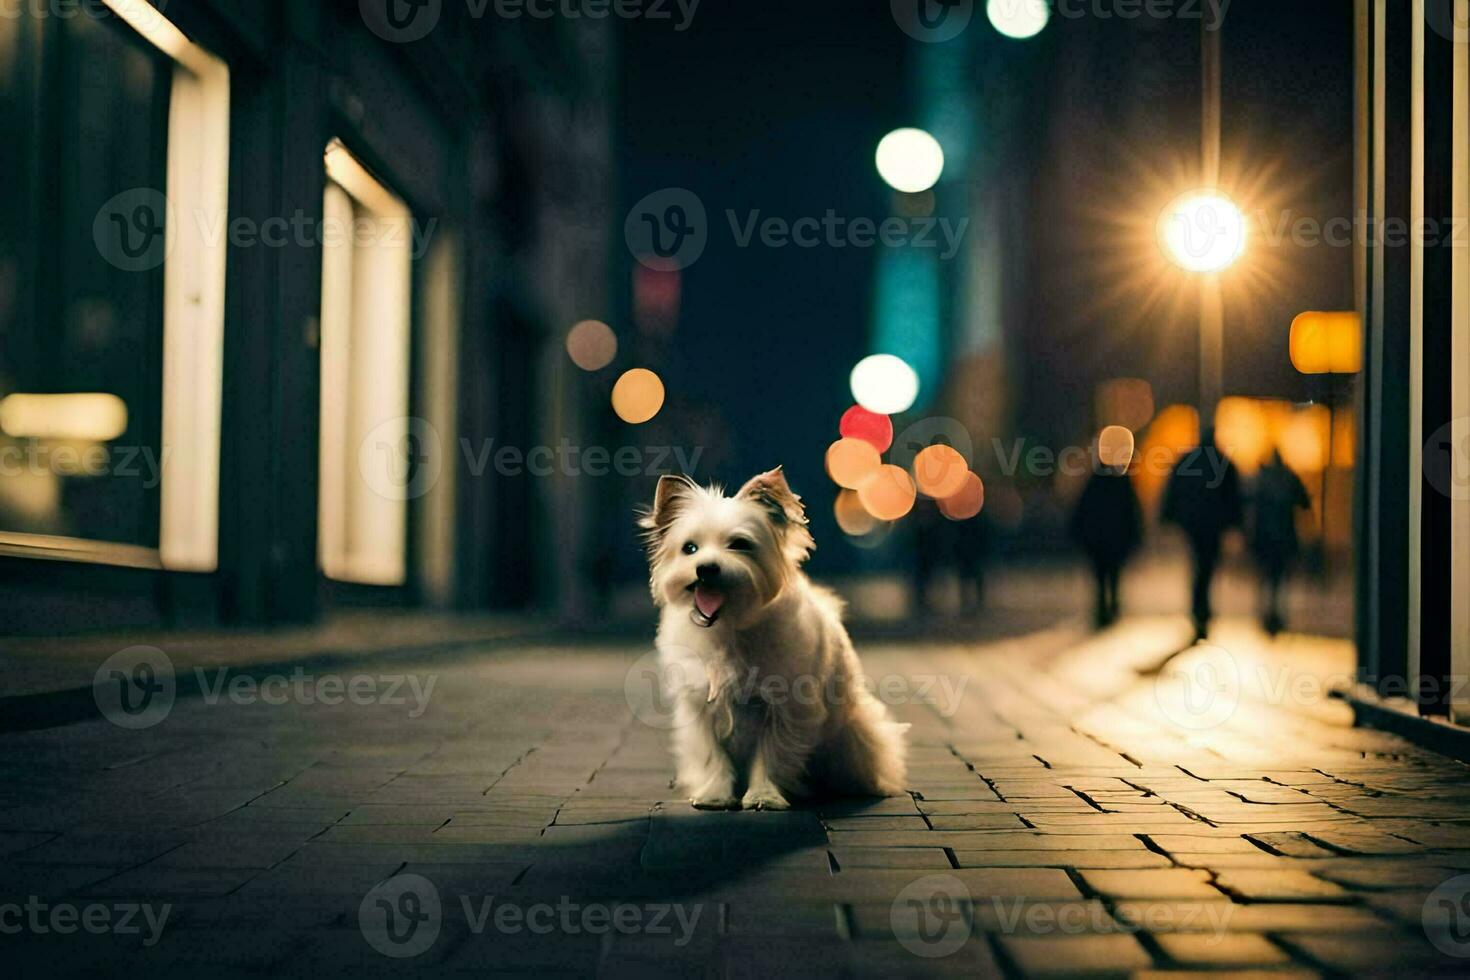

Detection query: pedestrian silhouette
(1070, 461), (1143, 628)
(1162, 428), (1243, 640)
(1249, 450), (1311, 636)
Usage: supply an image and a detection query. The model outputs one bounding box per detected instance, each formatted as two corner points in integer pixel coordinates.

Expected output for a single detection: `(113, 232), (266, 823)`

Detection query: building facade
(1356, 0), (1470, 724)
(0, 0), (614, 633)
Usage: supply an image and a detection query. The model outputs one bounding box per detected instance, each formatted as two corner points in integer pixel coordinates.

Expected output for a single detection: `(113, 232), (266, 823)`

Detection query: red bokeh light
(839, 405), (893, 453)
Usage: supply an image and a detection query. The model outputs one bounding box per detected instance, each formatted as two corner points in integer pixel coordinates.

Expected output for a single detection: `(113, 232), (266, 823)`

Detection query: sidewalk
(2, 616), (1467, 976)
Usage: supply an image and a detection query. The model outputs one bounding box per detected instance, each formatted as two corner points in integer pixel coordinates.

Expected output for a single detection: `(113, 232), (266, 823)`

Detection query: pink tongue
(694, 584), (726, 619)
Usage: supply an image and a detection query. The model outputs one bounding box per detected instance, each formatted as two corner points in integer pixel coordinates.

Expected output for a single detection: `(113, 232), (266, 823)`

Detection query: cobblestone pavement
(3, 617), (1469, 977)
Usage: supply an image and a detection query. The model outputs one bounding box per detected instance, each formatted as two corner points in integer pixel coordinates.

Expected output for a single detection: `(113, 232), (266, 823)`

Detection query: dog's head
(638, 468), (814, 629)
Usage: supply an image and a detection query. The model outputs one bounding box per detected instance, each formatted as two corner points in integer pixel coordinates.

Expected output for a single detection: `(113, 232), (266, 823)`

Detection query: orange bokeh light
(1290, 311), (1362, 375)
(858, 465), (917, 521)
(834, 490), (878, 536)
(825, 438), (882, 490)
(913, 445), (969, 499)
(1097, 425), (1136, 470)
(938, 472), (985, 521)
(565, 319), (618, 371)
(611, 368), (665, 424)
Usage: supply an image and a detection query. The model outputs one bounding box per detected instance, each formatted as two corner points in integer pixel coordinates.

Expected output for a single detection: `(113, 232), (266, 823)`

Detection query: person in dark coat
(1162, 428), (1243, 640)
(1070, 462), (1143, 628)
(1250, 451), (1311, 635)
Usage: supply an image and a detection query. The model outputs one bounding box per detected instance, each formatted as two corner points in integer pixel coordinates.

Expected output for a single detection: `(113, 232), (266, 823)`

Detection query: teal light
(871, 247), (942, 413)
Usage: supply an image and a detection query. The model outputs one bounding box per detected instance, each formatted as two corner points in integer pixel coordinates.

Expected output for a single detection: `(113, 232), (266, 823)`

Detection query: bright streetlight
(1157, 191), (1248, 274)
(986, 0), (1050, 40)
(875, 129), (945, 194)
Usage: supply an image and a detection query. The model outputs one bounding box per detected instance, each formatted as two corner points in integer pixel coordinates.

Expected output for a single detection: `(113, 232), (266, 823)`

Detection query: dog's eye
(681, 541), (699, 555)
(728, 538), (754, 552)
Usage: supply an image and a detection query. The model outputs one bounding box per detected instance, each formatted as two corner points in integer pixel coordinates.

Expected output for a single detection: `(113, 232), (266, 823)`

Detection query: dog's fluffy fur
(639, 468), (908, 810)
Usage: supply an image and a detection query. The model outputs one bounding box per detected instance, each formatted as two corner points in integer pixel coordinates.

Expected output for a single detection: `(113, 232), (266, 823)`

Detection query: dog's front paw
(741, 787), (790, 811)
(690, 795), (740, 810)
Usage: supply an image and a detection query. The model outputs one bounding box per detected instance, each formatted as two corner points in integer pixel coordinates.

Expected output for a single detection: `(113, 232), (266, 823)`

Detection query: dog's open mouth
(689, 583), (726, 628)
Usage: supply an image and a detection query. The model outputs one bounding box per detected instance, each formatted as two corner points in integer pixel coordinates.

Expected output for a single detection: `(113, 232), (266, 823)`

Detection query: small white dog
(639, 468), (908, 810)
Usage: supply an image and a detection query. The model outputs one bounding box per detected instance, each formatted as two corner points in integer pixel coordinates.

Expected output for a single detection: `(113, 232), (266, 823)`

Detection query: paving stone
(1080, 869), (1221, 900)
(1279, 933), (1459, 975)
(1211, 869), (1350, 903)
(830, 847), (952, 869)
(1245, 832), (1339, 858)
(998, 933), (1154, 976)
(822, 815), (931, 832)
(725, 901), (844, 936)
(1153, 933), (1292, 967)
(954, 849), (1171, 870)
(1111, 902), (1384, 933)
(1148, 835), (1261, 855)
(925, 813), (1031, 831)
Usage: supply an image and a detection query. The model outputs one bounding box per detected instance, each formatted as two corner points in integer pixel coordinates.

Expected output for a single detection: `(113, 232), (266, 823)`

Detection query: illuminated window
(318, 141), (414, 586)
(0, 1), (228, 570)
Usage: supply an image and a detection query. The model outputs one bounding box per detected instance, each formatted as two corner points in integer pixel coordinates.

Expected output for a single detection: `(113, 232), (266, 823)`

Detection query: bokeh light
(858, 464), (917, 521)
(1214, 397), (1277, 476)
(610, 368), (665, 424)
(565, 319), (618, 371)
(833, 490), (878, 537)
(987, 0), (1050, 39)
(875, 128), (945, 194)
(839, 405), (894, 453)
(1097, 425), (1136, 470)
(1135, 403), (1200, 512)
(825, 438), (882, 490)
(1095, 378), (1155, 432)
(913, 445), (969, 499)
(1157, 191), (1248, 273)
(938, 472), (985, 521)
(1290, 311), (1363, 375)
(1279, 404), (1331, 475)
(850, 354), (920, 415)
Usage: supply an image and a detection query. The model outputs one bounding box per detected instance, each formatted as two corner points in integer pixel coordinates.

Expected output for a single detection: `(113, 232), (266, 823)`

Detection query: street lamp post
(1199, 22), (1223, 429)
(1158, 22), (1243, 429)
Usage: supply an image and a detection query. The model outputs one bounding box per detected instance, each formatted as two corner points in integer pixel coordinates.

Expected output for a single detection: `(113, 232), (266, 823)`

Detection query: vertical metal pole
(1200, 20), (1224, 428)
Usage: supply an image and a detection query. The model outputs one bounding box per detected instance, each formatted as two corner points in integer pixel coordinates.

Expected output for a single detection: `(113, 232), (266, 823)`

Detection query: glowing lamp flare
(938, 472), (986, 521)
(1097, 426), (1136, 470)
(611, 368), (665, 424)
(825, 438), (882, 490)
(1157, 191), (1248, 273)
(987, 0), (1050, 39)
(833, 490), (878, 537)
(913, 445), (970, 500)
(839, 405), (894, 453)
(857, 464), (917, 522)
(875, 128), (945, 194)
(850, 354), (920, 415)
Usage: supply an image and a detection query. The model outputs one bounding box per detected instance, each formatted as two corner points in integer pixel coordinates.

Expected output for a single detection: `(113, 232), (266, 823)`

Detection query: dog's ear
(637, 474), (697, 554)
(737, 467), (815, 562)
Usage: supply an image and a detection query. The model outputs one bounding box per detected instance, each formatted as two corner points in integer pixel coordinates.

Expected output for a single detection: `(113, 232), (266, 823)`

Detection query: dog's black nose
(696, 563), (721, 582)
